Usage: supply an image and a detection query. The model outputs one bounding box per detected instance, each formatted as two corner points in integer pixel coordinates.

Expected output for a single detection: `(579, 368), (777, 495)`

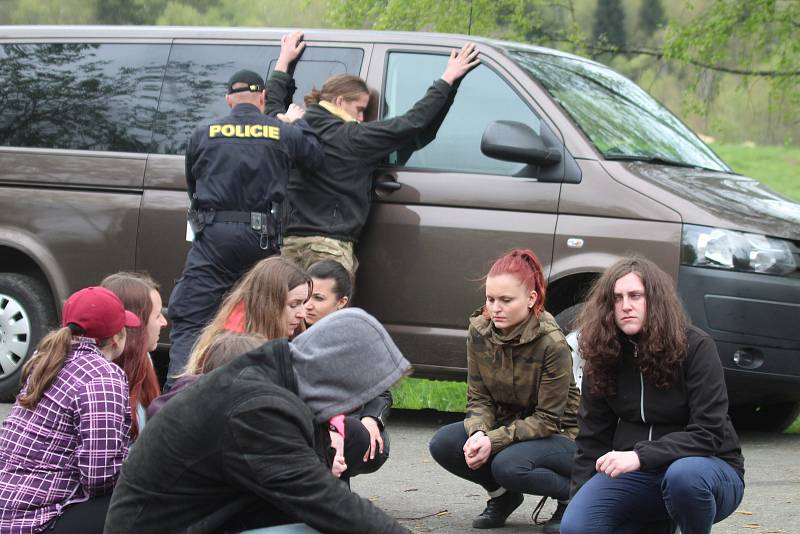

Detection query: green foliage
(593, 0), (627, 48)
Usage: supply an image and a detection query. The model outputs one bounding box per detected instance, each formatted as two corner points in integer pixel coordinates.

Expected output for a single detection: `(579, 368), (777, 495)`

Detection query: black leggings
(429, 421), (576, 501)
(46, 495), (111, 534)
(342, 416), (390, 481)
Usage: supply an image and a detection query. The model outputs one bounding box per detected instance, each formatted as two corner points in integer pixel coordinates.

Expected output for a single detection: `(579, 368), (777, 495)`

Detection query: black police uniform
(166, 76), (321, 388)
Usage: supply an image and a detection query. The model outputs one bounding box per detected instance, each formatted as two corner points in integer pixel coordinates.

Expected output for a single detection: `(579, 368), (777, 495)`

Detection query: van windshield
(506, 48), (730, 173)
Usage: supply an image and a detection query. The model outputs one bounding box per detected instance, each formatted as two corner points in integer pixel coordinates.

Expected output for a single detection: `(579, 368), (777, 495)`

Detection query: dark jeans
(561, 456), (745, 534)
(166, 223), (276, 389)
(46, 495), (111, 534)
(342, 416), (389, 481)
(428, 421), (576, 501)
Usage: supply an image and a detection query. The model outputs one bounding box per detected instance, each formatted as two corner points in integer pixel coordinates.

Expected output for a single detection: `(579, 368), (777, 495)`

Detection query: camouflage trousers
(281, 235), (358, 273)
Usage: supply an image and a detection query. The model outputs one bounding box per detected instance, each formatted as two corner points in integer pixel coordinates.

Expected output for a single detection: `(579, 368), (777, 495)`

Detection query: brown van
(1, 26), (798, 430)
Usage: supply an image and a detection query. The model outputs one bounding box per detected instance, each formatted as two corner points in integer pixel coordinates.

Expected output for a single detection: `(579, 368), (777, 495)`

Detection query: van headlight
(681, 224), (798, 275)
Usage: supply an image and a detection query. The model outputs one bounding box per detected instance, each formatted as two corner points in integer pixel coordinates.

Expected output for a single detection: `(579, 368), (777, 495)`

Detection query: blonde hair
(183, 257), (311, 375)
(197, 332), (268, 374)
(304, 74), (369, 107)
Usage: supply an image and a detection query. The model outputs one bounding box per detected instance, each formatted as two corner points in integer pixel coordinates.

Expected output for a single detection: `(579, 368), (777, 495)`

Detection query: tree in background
(592, 0), (626, 49)
(638, 0), (664, 36)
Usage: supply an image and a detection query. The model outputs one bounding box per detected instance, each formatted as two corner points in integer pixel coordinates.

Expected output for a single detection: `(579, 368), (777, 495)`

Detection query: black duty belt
(213, 210), (265, 224)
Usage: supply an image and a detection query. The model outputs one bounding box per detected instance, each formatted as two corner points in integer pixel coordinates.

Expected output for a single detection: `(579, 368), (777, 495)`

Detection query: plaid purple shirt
(0, 338), (130, 534)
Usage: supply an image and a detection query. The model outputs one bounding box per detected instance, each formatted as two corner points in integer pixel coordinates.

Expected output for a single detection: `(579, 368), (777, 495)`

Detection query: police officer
(166, 69), (322, 389)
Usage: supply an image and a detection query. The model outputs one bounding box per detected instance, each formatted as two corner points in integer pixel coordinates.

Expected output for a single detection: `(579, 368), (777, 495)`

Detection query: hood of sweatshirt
(289, 308), (411, 422)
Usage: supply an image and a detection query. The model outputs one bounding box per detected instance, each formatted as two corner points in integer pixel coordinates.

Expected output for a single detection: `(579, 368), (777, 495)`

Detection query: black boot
(472, 491), (524, 529)
(542, 501), (567, 534)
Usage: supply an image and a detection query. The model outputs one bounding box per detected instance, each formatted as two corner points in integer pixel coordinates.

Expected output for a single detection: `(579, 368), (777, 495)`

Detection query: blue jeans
(561, 456), (745, 534)
(429, 421), (576, 501)
(239, 525), (321, 534)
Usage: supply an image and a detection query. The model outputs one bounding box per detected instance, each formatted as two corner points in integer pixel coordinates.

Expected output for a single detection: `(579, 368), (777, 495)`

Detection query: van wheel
(730, 401), (800, 433)
(0, 274), (57, 401)
(555, 303), (582, 333)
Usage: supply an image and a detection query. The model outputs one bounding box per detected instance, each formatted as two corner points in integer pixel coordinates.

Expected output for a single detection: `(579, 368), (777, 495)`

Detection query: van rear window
(0, 43), (168, 153)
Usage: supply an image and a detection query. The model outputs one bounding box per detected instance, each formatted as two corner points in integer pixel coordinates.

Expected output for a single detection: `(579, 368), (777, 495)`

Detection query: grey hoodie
(291, 307), (411, 423)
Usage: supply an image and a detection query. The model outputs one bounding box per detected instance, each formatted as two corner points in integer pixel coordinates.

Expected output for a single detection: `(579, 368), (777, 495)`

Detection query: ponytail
(304, 74), (368, 108)
(486, 248), (548, 317)
(18, 327), (74, 409)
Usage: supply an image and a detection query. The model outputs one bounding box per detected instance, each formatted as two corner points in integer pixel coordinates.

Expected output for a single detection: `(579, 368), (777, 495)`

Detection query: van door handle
(374, 177), (402, 191)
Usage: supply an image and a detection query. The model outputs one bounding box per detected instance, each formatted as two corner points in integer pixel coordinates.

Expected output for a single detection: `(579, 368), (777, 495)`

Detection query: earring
(528, 304), (533, 309)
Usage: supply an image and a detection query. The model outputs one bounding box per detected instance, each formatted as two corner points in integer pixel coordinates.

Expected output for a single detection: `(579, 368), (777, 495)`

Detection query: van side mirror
(481, 120), (562, 166)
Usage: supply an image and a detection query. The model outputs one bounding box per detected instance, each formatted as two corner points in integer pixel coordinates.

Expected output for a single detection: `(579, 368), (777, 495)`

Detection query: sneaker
(472, 491), (524, 529)
(542, 501), (567, 534)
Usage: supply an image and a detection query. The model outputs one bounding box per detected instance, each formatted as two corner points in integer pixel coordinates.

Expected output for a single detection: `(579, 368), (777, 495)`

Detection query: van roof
(0, 24), (599, 65)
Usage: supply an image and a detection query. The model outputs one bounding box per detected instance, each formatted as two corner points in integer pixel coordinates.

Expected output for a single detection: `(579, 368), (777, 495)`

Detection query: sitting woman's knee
(428, 422), (466, 462)
(662, 457), (711, 498)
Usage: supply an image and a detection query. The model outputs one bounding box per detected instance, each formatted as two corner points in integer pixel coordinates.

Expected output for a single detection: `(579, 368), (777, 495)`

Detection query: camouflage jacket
(464, 308), (580, 453)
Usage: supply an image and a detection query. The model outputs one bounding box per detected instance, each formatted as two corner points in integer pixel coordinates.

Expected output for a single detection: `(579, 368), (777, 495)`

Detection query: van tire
(730, 401), (800, 433)
(555, 303), (582, 333)
(0, 273), (57, 401)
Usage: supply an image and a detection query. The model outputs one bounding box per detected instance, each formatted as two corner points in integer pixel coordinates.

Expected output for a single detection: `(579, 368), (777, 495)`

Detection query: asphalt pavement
(1, 404), (797, 533)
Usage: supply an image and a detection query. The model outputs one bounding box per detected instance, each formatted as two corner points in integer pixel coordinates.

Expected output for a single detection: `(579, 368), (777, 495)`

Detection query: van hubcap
(0, 294), (32, 380)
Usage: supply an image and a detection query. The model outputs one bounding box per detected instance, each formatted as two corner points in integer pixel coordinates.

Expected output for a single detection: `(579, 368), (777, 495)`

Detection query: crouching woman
(0, 287), (137, 533)
(561, 256), (745, 534)
(429, 248), (580, 532)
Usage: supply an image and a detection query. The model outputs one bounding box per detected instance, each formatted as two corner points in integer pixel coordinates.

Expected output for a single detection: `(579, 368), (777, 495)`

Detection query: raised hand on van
(276, 31), (305, 72)
(441, 42), (480, 86)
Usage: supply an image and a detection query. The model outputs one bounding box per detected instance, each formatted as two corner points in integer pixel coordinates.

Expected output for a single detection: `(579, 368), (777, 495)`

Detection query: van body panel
(0, 186), (140, 294)
(557, 160), (681, 222)
(551, 215), (682, 282)
(0, 149), (146, 189)
(0, 226), (70, 307)
(679, 266), (800, 403)
(614, 162), (800, 239)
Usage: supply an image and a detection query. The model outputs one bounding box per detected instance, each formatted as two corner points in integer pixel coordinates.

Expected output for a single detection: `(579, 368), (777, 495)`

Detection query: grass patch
(392, 377), (466, 413)
(711, 143), (800, 202)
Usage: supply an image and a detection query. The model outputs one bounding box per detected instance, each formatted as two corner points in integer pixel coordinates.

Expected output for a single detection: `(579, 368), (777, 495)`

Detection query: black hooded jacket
(266, 71), (456, 242)
(104, 335), (410, 534)
(571, 325), (745, 497)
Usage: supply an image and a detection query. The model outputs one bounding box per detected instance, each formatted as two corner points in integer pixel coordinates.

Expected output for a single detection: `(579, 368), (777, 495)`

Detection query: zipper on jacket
(630, 339), (654, 440)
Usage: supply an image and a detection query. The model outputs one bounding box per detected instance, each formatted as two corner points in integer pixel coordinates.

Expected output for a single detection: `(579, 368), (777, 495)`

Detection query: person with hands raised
(266, 31), (479, 273)
(429, 249), (580, 533)
(561, 257), (745, 534)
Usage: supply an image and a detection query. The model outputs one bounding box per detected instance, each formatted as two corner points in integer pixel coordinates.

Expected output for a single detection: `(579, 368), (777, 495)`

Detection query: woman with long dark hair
(561, 256), (745, 534)
(429, 248), (580, 532)
(0, 286), (138, 533)
(101, 272), (167, 439)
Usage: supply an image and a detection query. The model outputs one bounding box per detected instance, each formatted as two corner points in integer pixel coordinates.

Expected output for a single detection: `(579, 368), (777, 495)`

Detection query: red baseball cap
(62, 286), (141, 339)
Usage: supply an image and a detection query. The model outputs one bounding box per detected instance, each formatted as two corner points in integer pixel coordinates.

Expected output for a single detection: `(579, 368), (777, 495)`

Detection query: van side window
(153, 45), (364, 155)
(267, 47), (364, 109)
(384, 52), (541, 175)
(0, 43), (168, 153)
(152, 44), (279, 155)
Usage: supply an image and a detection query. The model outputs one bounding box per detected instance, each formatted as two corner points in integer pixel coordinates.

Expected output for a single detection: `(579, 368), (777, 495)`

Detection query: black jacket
(571, 325), (745, 497)
(186, 103), (321, 212)
(353, 389), (392, 429)
(104, 339), (409, 534)
(266, 71), (455, 242)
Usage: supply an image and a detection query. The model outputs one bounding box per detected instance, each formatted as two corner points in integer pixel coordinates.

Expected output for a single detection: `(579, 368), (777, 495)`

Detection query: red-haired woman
(101, 272), (167, 439)
(429, 249), (580, 533)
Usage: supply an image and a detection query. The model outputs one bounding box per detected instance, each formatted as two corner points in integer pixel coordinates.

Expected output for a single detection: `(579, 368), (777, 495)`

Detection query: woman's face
(145, 289), (167, 352)
(485, 273), (536, 334)
(285, 283), (309, 336)
(613, 272), (647, 336)
(335, 92), (369, 122)
(304, 277), (347, 325)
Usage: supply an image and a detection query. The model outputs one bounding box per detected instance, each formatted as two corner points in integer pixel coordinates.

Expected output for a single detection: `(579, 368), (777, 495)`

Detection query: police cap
(227, 70), (265, 94)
